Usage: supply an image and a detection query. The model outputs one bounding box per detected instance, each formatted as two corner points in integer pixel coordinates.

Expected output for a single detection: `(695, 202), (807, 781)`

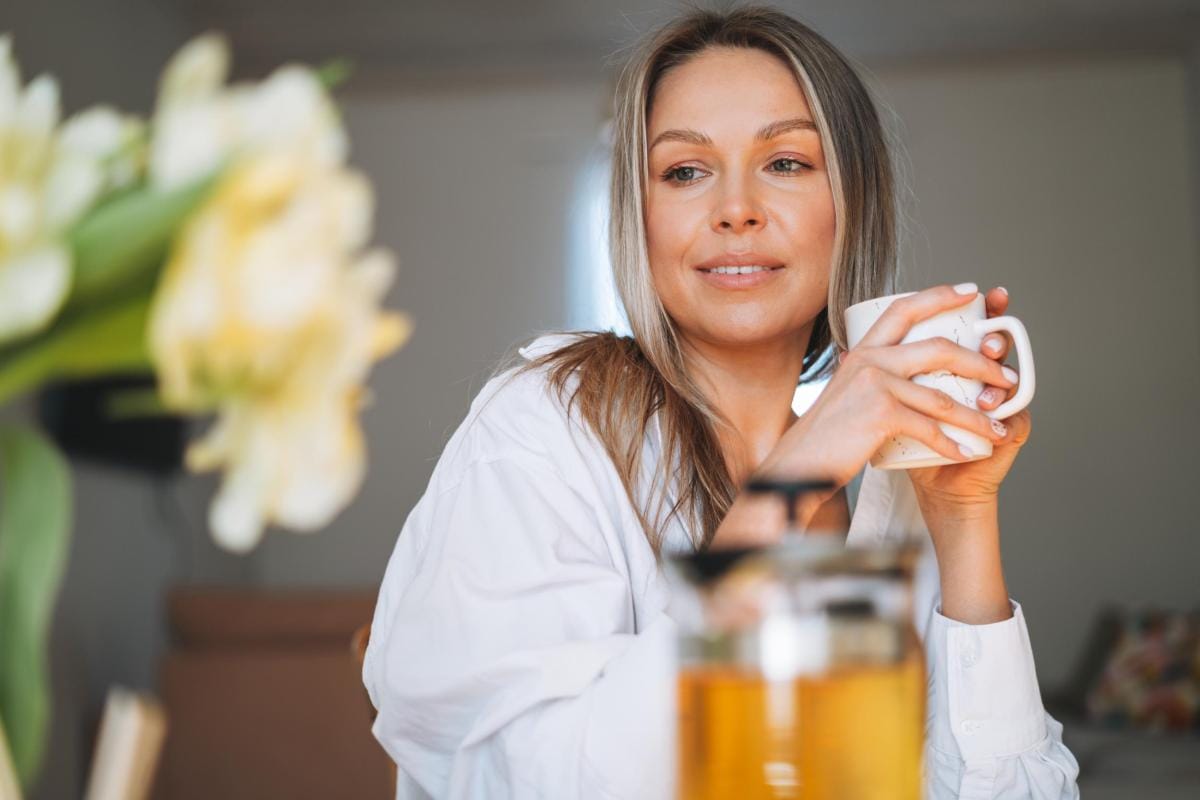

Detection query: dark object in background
(37, 373), (186, 475)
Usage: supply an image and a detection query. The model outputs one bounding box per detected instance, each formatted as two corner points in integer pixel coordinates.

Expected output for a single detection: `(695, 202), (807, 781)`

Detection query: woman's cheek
(647, 211), (696, 292)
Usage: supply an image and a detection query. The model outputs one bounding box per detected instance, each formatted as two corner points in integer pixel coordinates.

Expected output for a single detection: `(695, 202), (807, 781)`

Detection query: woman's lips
(695, 265), (785, 289)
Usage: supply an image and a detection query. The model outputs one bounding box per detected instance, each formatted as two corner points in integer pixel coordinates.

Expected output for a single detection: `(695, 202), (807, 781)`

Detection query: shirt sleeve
(363, 455), (677, 800)
(922, 600), (1081, 799)
(850, 466), (1080, 799)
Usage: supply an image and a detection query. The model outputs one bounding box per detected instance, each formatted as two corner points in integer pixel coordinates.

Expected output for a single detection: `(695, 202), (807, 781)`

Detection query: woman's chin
(685, 318), (808, 350)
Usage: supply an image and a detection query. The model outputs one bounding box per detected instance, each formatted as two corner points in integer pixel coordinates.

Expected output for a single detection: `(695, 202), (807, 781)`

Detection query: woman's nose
(711, 177), (765, 233)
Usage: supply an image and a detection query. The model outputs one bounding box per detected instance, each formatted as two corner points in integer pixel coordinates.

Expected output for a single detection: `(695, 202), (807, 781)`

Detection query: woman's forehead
(648, 47), (813, 140)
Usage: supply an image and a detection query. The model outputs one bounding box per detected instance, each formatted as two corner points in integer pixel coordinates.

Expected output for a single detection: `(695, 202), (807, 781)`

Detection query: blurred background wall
(5, 1), (1199, 797)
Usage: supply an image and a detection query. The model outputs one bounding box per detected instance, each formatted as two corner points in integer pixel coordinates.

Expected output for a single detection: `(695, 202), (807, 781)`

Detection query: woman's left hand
(908, 286), (1032, 513)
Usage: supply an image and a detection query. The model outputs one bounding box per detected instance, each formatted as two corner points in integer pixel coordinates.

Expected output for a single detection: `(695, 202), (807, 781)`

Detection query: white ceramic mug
(844, 289), (1036, 469)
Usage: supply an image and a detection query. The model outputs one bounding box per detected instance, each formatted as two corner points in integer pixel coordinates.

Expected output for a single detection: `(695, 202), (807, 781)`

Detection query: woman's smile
(695, 264), (785, 289)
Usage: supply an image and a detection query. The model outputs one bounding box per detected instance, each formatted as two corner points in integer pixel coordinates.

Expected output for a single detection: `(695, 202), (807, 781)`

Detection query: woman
(364, 5), (1080, 798)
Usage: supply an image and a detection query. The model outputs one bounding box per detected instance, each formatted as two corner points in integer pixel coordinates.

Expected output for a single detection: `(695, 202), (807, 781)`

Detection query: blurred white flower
(0, 35), (143, 343)
(149, 33), (346, 191)
(146, 33), (410, 551)
(149, 155), (410, 552)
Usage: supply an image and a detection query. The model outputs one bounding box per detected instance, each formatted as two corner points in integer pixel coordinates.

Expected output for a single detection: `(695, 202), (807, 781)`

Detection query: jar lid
(666, 535), (921, 635)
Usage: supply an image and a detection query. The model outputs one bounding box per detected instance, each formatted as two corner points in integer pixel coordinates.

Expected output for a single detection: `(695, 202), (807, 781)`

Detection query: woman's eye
(661, 159), (812, 185)
(769, 157), (812, 174)
(662, 165), (704, 185)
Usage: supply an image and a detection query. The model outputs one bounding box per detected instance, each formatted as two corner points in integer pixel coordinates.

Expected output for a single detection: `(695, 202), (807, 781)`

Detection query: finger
(892, 403), (978, 463)
(884, 372), (1007, 445)
(856, 283), (979, 349)
(984, 286), (1009, 318)
(858, 336), (1017, 388)
(1000, 408), (1032, 446)
(976, 384), (1012, 411)
(981, 332), (1010, 361)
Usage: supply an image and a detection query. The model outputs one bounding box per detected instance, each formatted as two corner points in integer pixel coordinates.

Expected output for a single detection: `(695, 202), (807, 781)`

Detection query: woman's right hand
(712, 283), (1015, 547)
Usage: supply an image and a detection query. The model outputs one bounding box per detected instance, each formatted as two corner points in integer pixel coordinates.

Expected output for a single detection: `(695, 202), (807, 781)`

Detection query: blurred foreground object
(669, 476), (924, 800)
(83, 689), (167, 800)
(0, 720), (19, 799)
(0, 36), (141, 345)
(145, 34), (411, 552)
(0, 31), (409, 791)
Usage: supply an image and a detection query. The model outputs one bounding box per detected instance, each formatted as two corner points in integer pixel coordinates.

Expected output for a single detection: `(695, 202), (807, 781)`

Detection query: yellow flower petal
(17, 73), (60, 139)
(374, 312), (412, 358)
(0, 184), (36, 243)
(158, 33), (230, 111)
(0, 244), (71, 343)
(272, 404), (364, 531)
(0, 37), (20, 121)
(202, 408), (274, 553)
(43, 154), (103, 228)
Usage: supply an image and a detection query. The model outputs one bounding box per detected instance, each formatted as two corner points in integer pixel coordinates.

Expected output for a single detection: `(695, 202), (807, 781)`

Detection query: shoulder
(515, 331), (589, 361)
(436, 331), (605, 481)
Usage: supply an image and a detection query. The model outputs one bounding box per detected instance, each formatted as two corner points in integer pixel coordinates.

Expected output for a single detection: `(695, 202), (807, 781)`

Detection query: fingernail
(997, 286), (1009, 296)
(979, 387), (999, 405)
(958, 444), (975, 459)
(984, 336), (1003, 354)
(1002, 366), (1019, 384)
(954, 282), (978, 295)
(990, 419), (1008, 438)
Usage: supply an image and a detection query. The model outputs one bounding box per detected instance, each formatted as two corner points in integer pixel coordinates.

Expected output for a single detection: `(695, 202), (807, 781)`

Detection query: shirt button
(960, 720), (984, 735)
(958, 631), (982, 667)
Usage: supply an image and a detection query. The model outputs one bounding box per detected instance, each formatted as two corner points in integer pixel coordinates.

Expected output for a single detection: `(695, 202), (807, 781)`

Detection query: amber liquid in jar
(677, 647), (925, 800)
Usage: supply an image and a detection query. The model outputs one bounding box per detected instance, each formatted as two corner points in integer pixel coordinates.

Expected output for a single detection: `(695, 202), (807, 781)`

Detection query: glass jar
(668, 480), (925, 800)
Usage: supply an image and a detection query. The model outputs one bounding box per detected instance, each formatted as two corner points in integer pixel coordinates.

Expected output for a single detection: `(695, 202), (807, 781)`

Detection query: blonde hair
(512, 3), (898, 555)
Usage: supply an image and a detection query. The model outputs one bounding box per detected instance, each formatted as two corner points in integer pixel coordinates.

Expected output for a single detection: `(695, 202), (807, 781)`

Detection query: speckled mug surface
(844, 290), (1036, 470)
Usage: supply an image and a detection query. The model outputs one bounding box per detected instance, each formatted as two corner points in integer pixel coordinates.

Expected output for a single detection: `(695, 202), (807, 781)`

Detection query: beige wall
(876, 54), (1200, 686)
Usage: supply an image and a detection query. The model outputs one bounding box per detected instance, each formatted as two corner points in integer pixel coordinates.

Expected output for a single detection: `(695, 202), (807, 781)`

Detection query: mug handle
(973, 316), (1035, 420)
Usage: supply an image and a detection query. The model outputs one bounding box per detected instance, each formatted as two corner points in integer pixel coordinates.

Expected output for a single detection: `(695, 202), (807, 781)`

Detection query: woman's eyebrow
(756, 117), (819, 141)
(649, 117), (817, 150)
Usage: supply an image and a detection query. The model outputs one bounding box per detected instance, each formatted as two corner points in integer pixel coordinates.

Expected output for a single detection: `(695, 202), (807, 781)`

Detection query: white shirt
(364, 333), (1081, 799)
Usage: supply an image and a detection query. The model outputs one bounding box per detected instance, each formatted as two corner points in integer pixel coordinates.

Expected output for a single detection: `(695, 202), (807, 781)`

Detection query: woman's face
(645, 46), (836, 352)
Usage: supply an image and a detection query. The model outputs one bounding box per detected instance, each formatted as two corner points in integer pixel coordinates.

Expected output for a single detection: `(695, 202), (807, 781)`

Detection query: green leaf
(0, 426), (72, 788)
(315, 58), (353, 91)
(0, 293), (154, 408)
(62, 173), (219, 315)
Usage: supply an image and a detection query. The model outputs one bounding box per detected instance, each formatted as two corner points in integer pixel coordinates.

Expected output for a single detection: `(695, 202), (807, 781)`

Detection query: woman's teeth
(702, 265), (782, 274)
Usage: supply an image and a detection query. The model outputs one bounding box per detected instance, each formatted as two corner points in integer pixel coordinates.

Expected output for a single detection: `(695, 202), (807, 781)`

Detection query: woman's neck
(679, 327), (813, 483)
